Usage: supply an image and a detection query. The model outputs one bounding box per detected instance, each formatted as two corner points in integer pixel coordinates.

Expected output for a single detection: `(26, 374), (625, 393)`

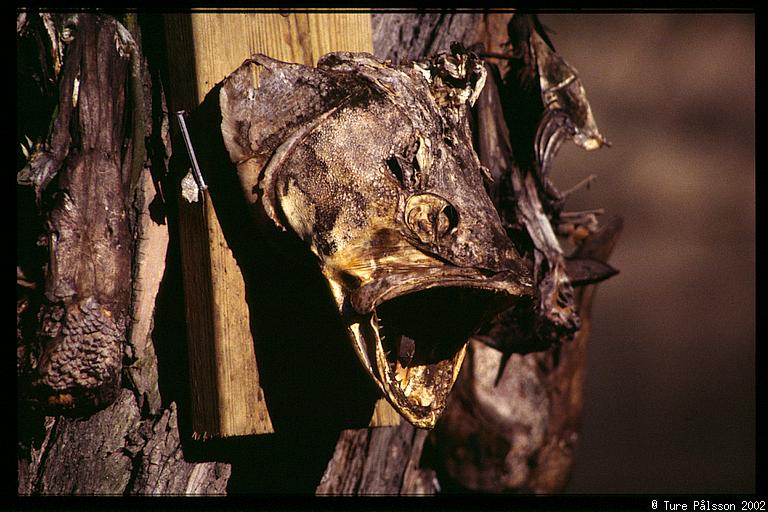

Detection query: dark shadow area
(138, 11), (195, 436)
(16, 11), (66, 435)
(151, 71), (383, 492)
(137, 14), (172, 227)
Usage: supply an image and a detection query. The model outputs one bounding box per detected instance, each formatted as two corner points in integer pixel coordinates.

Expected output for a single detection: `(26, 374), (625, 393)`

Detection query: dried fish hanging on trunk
(17, 14), (144, 414)
(422, 14), (621, 494)
(217, 46), (535, 429)
(475, 15), (615, 354)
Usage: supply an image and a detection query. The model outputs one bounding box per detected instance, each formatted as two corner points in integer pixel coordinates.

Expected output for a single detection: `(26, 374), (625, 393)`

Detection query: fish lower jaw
(371, 327), (464, 429)
(343, 279), (530, 428)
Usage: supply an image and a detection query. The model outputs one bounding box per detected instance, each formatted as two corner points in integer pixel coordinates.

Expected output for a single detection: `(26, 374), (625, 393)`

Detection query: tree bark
(16, 12), (231, 495)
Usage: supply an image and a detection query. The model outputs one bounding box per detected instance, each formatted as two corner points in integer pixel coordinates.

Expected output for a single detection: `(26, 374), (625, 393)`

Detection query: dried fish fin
(564, 257), (619, 287)
(508, 159), (579, 344)
(536, 253), (580, 341)
(530, 27), (607, 154)
(533, 108), (571, 207)
(534, 109), (571, 176)
(511, 18), (609, 212)
(476, 48), (590, 346)
(484, 14), (615, 345)
(17, 146), (58, 207)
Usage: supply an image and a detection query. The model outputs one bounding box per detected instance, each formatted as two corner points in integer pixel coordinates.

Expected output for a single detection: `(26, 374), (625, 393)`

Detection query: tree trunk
(17, 12), (231, 495)
(17, 11), (618, 495)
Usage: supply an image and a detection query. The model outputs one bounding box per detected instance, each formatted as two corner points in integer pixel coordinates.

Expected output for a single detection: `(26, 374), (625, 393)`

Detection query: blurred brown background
(534, 14), (755, 493)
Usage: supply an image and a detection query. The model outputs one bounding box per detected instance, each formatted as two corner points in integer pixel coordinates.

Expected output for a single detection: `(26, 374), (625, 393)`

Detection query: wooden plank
(368, 398), (402, 428)
(166, 11), (374, 108)
(163, 11), (397, 438)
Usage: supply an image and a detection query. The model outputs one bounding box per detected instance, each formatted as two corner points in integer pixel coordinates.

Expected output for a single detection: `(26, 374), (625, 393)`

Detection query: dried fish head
(220, 48), (534, 428)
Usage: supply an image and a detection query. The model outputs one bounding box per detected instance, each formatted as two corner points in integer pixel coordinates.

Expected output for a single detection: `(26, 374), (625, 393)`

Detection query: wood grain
(163, 11), (382, 438)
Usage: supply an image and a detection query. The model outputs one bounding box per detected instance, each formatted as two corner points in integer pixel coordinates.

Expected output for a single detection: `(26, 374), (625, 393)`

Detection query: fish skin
(219, 48), (534, 427)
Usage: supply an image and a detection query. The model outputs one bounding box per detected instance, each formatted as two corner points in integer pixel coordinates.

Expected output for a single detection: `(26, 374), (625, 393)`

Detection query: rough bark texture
(16, 12), (231, 495)
(19, 13), (133, 415)
(316, 423), (433, 495)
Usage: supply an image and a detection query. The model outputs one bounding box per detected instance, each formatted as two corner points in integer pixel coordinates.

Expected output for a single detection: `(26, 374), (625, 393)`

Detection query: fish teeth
(403, 377), (414, 397)
(394, 360), (410, 387)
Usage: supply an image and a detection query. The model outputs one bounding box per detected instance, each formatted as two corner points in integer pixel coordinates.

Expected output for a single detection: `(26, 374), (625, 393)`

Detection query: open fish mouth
(345, 270), (533, 428)
(217, 49), (536, 429)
